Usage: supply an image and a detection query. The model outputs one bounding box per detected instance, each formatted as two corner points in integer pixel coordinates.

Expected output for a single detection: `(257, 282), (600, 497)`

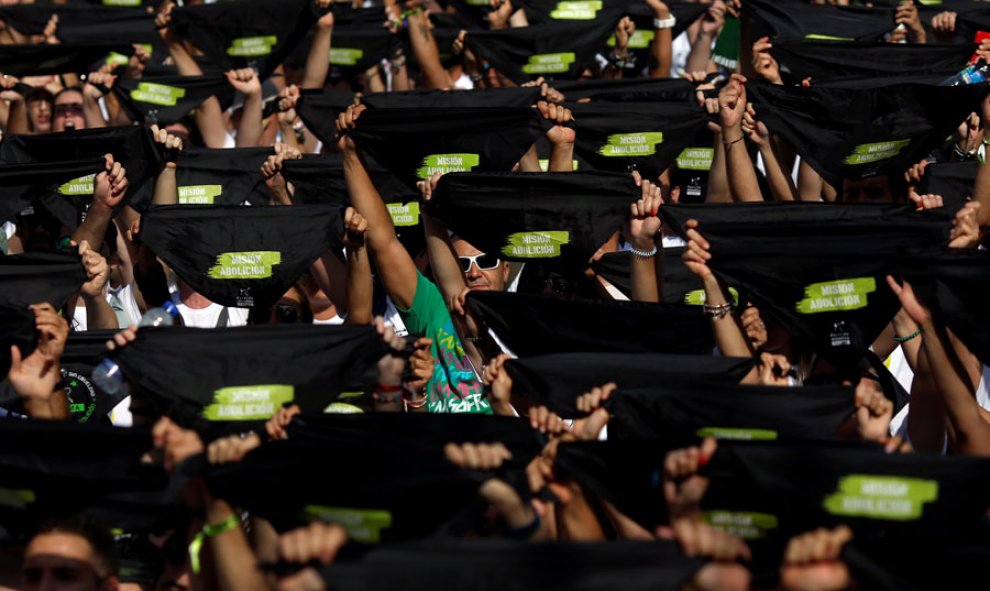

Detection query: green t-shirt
(396, 272), (492, 414)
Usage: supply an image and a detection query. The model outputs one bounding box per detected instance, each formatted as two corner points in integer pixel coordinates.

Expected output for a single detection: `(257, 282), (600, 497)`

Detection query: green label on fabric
(208, 251), (282, 279)
(130, 82), (187, 106)
(303, 506), (393, 543)
(387, 202), (420, 226)
(104, 0), (141, 5)
(538, 159), (579, 171)
(203, 385), (294, 420)
(0, 488), (36, 509)
(608, 30), (655, 49)
(844, 139), (910, 165)
(416, 153), (480, 178)
(58, 174), (96, 196)
(796, 277), (876, 314)
(337, 391), (365, 400)
(323, 402), (364, 414)
(683, 287), (739, 306)
(522, 53), (576, 74)
(696, 427), (777, 441)
(502, 231), (570, 258)
(804, 33), (854, 41)
(179, 185), (223, 204)
(823, 475), (938, 520)
(330, 48), (364, 66)
(69, 403), (86, 413)
(551, 1), (602, 19)
(106, 52), (130, 66)
(227, 36), (278, 57)
(702, 511), (778, 540)
(466, 0), (489, 5)
(676, 147), (714, 171)
(598, 132), (664, 157)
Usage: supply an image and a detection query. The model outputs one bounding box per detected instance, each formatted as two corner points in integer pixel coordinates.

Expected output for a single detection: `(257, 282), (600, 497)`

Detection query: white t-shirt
(170, 297), (250, 328)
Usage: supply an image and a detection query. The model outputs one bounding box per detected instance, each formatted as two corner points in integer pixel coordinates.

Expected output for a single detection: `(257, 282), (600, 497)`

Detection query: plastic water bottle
(939, 60), (989, 86)
(91, 302), (180, 396)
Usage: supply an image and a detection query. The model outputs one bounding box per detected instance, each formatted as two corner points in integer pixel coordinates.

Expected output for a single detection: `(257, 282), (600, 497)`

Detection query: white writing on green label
(179, 185), (223, 205)
(502, 231), (569, 258)
(677, 147), (714, 171)
(416, 153), (480, 179)
(551, 1), (602, 19)
(522, 52), (576, 74)
(823, 475), (938, 521)
(130, 82), (186, 106)
(796, 277), (875, 314)
(330, 48), (364, 66)
(227, 36), (277, 57)
(696, 427), (777, 441)
(59, 174), (96, 196)
(702, 511), (778, 540)
(203, 384), (294, 421)
(608, 30), (655, 49)
(844, 139), (910, 166)
(598, 132), (664, 157)
(303, 506), (393, 543)
(106, 44), (152, 66)
(683, 287), (739, 306)
(387, 202), (420, 226)
(208, 251), (282, 279)
(538, 159), (579, 172)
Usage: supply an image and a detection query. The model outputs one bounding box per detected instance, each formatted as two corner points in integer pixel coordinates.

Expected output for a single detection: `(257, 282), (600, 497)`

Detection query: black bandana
(327, 25), (400, 73)
(0, 42), (132, 77)
(553, 77), (696, 102)
(139, 204), (342, 308)
(466, 291), (714, 356)
(0, 4), (159, 45)
(112, 324), (386, 423)
(0, 159), (105, 227)
(169, 0), (318, 78)
(745, 0), (895, 42)
(0, 252), (87, 310)
(770, 41), (977, 82)
(590, 246), (717, 305)
(362, 86), (540, 109)
(59, 329), (129, 424)
(112, 75), (234, 126)
(917, 161), (977, 213)
(747, 81), (990, 184)
(294, 89), (358, 146)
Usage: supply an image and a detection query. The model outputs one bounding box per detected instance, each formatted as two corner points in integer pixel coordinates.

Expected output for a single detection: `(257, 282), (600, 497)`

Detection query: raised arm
(71, 154), (128, 251)
(718, 75), (762, 202)
(342, 207), (373, 325)
(646, 0), (673, 78)
(419, 172), (468, 304)
(626, 175), (664, 303)
(536, 101), (575, 173)
(227, 68), (263, 147)
(743, 103), (797, 201)
(151, 124), (183, 206)
(302, 2), (335, 90)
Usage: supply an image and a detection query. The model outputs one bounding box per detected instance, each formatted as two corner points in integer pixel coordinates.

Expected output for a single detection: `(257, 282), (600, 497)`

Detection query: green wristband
(189, 513), (241, 574)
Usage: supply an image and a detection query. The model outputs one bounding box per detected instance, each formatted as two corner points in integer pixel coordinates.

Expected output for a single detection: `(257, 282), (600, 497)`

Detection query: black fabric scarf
(294, 89), (358, 147)
(0, 4), (160, 45)
(0, 159), (105, 227)
(745, 0), (896, 42)
(0, 42), (132, 77)
(770, 41), (976, 82)
(553, 77), (696, 102)
(361, 86), (540, 109)
(112, 75), (234, 126)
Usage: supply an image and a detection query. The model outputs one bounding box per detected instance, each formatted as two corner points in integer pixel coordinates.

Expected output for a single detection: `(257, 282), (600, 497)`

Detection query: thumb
(579, 408), (609, 440)
(9, 344), (22, 370)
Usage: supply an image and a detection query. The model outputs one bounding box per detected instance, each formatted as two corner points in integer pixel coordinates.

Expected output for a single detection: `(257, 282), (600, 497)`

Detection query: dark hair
(24, 86), (54, 105)
(33, 515), (121, 580)
(53, 85), (85, 104)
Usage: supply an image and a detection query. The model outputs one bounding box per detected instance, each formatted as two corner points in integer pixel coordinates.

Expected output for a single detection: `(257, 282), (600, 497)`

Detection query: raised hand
(683, 219), (714, 280)
(854, 377), (893, 444)
(150, 124), (184, 169)
(335, 104), (367, 153)
(79, 239), (110, 299)
(93, 154), (128, 210)
(7, 303), (69, 407)
(886, 275), (931, 327)
(225, 68), (262, 96)
(718, 74), (747, 137)
(949, 201), (982, 249)
(663, 437), (717, 522)
(779, 526), (854, 591)
(751, 37), (781, 85)
(626, 171), (663, 252)
(536, 100), (575, 146)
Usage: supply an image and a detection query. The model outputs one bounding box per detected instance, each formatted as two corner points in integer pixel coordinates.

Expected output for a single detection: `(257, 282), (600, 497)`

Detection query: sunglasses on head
(458, 253), (501, 272)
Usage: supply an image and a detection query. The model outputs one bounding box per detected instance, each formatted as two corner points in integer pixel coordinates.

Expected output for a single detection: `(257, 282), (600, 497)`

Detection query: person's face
(452, 239), (509, 292)
(23, 533), (108, 591)
(842, 176), (893, 203)
(53, 90), (85, 133)
(28, 98), (52, 133)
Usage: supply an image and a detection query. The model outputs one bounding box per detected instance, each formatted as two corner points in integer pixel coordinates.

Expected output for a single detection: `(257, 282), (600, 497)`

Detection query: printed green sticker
(551, 1), (602, 20)
(303, 506), (393, 543)
(104, 0), (141, 5)
(203, 385), (294, 421)
(683, 287), (739, 306)
(416, 153), (480, 179)
(130, 82), (187, 106)
(502, 231), (570, 258)
(323, 402), (364, 414)
(208, 251), (282, 279)
(823, 475), (938, 521)
(676, 147), (714, 171)
(522, 52), (576, 74)
(796, 277), (875, 314)
(387, 202), (420, 227)
(844, 139), (910, 166)
(337, 391), (365, 400)
(696, 427), (777, 441)
(179, 185), (223, 204)
(538, 159), (579, 172)
(0, 488), (36, 509)
(598, 132), (664, 157)
(105, 52), (130, 67)
(330, 48), (364, 66)
(607, 30), (655, 49)
(804, 33), (854, 41)
(227, 36), (278, 57)
(702, 511), (778, 540)
(59, 174), (96, 196)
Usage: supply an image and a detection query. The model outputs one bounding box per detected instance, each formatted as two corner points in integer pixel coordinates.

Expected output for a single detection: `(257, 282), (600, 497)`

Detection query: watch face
(61, 368), (98, 423)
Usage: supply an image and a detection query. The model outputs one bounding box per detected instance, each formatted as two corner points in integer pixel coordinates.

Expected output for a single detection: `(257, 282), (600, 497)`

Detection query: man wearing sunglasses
(22, 517), (121, 591)
(454, 248), (510, 293)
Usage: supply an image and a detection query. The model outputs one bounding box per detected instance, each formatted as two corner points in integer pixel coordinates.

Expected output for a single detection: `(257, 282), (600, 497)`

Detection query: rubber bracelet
(653, 15), (676, 29)
(189, 513), (241, 574)
(498, 513), (541, 540)
(894, 329), (921, 343)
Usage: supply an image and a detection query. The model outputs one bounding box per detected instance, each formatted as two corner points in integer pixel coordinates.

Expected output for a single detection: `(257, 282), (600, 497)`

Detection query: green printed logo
(330, 48), (364, 66)
(323, 402), (364, 414)
(227, 36), (278, 57)
(387, 202), (420, 227)
(598, 132), (664, 157)
(106, 44), (152, 66)
(337, 391), (365, 400)
(203, 385), (294, 421)
(416, 153), (480, 179)
(502, 231), (569, 258)
(795, 277), (875, 314)
(58, 174), (96, 196)
(130, 82), (186, 106)
(551, 1), (602, 19)
(179, 185), (223, 204)
(696, 427), (777, 441)
(683, 287), (739, 306)
(804, 33), (854, 41)
(677, 147), (714, 171)
(104, 0), (141, 5)
(465, 0), (489, 5)
(538, 159), (578, 172)
(0, 488), (36, 509)
(702, 511), (778, 540)
(824, 475), (938, 521)
(522, 52), (576, 74)
(303, 506), (393, 543)
(208, 251), (282, 279)
(844, 139), (910, 166)
(608, 30), (655, 49)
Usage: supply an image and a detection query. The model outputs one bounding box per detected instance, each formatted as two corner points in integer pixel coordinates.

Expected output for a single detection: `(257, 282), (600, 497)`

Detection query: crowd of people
(2, 0), (990, 589)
